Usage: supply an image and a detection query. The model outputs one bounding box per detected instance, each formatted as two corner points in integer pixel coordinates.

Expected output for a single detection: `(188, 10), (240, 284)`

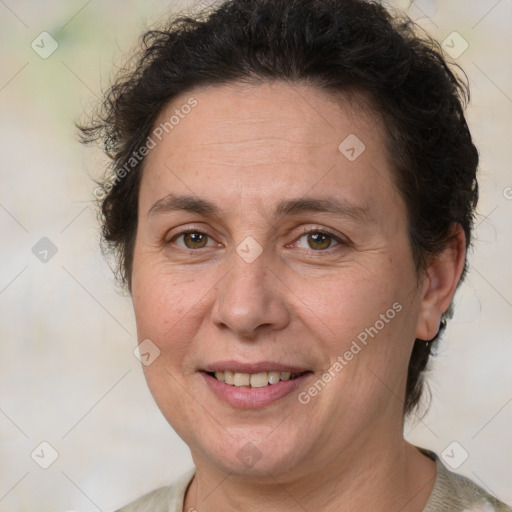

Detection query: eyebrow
(147, 193), (370, 222)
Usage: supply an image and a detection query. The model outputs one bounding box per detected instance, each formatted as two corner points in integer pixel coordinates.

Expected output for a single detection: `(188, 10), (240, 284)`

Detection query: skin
(130, 81), (466, 511)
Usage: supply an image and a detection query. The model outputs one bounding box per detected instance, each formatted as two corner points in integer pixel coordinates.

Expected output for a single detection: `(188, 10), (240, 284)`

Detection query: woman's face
(131, 82), (439, 478)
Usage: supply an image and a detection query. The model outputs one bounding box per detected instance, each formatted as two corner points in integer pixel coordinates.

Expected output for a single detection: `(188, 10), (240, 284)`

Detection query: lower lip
(201, 372), (311, 409)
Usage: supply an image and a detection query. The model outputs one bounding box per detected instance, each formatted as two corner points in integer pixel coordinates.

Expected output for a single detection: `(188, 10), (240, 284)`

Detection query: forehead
(140, 81), (401, 220)
(150, 81), (384, 154)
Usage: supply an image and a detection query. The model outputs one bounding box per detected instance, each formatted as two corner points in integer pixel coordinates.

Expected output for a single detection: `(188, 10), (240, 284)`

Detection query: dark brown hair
(79, 0), (479, 416)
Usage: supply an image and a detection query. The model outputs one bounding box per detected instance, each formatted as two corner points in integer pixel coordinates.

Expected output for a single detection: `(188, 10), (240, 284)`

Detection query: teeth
(250, 372), (269, 388)
(234, 372), (250, 386)
(210, 370), (303, 387)
(268, 371), (281, 384)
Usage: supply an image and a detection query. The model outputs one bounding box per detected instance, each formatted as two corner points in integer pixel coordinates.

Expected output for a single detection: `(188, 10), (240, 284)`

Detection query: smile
(207, 370), (304, 388)
(201, 367), (312, 408)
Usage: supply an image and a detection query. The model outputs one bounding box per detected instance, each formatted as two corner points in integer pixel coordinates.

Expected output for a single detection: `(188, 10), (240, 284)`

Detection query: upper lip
(202, 360), (311, 374)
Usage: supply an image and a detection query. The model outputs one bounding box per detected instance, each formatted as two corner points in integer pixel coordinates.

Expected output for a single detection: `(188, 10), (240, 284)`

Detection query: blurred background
(0, 0), (511, 510)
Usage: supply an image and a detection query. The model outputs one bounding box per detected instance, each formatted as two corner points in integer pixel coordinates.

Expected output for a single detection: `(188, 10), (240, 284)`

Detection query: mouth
(205, 370), (307, 388)
(200, 364), (313, 408)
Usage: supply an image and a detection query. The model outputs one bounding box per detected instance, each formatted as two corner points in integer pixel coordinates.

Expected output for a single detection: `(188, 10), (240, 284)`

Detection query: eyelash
(166, 225), (346, 254)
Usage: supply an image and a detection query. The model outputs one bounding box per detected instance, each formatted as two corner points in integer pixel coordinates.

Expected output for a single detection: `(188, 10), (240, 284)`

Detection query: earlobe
(415, 224), (466, 341)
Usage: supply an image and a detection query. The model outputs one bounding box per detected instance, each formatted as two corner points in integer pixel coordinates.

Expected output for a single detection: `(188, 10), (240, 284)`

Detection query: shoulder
(422, 449), (511, 512)
(114, 468), (195, 512)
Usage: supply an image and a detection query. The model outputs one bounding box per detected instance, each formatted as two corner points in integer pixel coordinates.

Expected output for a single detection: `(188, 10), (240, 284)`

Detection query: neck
(183, 437), (436, 512)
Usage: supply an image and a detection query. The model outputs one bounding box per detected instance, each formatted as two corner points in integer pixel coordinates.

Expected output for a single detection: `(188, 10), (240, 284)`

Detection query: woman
(81, 0), (510, 510)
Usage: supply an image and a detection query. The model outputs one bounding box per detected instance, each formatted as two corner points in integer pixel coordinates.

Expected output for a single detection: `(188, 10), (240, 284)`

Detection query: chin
(188, 428), (311, 478)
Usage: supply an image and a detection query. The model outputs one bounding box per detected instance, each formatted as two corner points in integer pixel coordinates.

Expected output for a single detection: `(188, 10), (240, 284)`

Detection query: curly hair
(79, 0), (479, 417)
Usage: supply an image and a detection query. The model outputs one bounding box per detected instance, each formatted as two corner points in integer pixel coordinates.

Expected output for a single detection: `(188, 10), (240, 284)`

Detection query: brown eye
(174, 231), (210, 249)
(295, 231), (340, 251)
(307, 232), (333, 250)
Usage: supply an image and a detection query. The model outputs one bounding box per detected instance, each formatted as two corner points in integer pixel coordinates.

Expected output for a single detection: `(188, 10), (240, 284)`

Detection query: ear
(415, 224), (466, 341)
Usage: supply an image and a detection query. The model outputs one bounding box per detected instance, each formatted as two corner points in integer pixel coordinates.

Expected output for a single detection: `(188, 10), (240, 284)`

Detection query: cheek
(131, 259), (214, 358)
(289, 263), (417, 406)
(292, 267), (402, 345)
(131, 264), (206, 422)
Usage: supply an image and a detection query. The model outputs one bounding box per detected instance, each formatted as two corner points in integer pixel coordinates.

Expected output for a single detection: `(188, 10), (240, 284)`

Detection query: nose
(210, 250), (290, 339)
